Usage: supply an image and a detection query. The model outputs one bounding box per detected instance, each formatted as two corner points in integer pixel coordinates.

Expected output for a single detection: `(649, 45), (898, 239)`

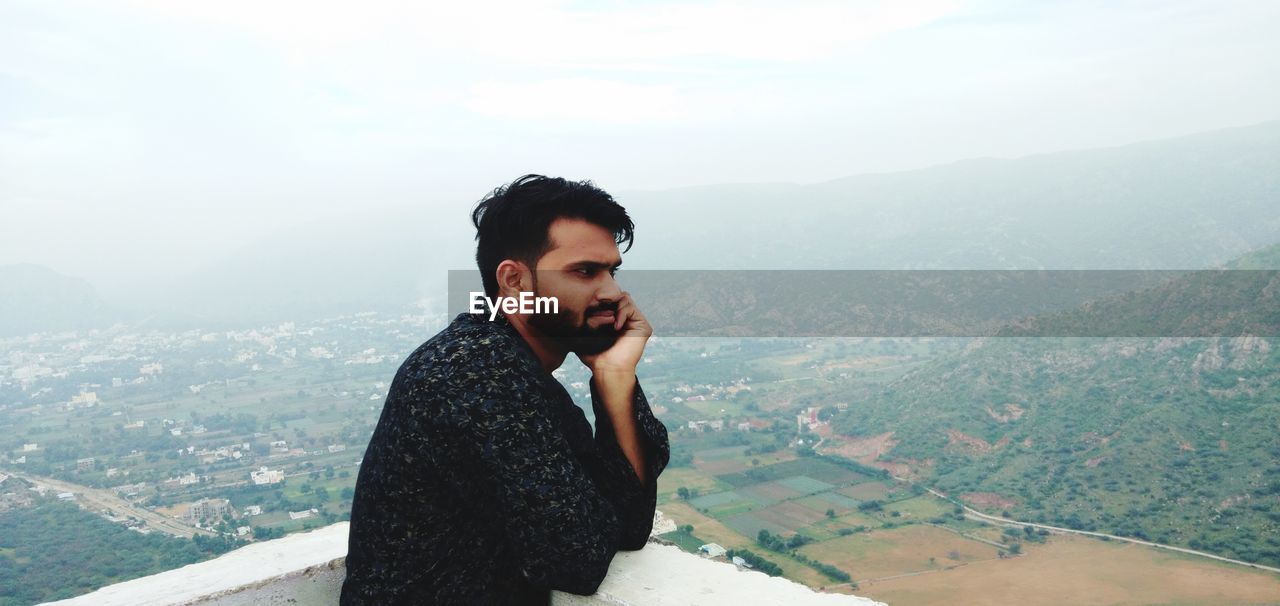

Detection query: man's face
(524, 217), (625, 355)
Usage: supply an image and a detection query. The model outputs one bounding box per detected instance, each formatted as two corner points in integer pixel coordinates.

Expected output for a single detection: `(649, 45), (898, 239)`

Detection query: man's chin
(529, 314), (617, 355)
(564, 332), (617, 355)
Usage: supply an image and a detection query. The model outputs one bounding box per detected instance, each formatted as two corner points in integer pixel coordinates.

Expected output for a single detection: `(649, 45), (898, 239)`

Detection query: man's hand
(575, 291), (652, 377)
(577, 292), (652, 486)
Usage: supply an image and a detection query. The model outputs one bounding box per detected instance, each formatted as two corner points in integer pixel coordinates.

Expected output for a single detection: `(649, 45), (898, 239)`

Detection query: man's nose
(596, 273), (623, 303)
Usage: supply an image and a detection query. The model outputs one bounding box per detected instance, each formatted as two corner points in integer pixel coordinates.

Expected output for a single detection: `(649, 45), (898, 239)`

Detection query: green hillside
(1226, 241), (1280, 269)
(829, 243), (1280, 566)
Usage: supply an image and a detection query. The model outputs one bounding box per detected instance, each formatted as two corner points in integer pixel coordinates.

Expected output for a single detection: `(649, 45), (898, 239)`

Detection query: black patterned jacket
(340, 311), (670, 605)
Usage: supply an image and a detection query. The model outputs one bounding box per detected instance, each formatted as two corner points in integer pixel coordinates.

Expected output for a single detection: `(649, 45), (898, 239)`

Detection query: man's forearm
(593, 371), (648, 487)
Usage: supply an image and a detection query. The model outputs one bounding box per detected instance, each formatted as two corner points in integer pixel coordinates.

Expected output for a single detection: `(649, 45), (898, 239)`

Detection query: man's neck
(502, 313), (568, 375)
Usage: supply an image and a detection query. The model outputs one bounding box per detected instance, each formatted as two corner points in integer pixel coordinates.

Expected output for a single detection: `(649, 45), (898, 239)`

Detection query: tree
(677, 486), (690, 500)
(786, 534), (812, 549)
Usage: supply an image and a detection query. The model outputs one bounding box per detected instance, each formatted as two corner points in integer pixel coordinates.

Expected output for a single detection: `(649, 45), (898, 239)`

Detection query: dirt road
(9, 471), (213, 538)
(908, 479), (1280, 575)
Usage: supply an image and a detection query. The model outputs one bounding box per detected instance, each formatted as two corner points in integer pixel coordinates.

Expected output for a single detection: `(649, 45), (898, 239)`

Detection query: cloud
(462, 78), (687, 123)
(114, 0), (963, 67)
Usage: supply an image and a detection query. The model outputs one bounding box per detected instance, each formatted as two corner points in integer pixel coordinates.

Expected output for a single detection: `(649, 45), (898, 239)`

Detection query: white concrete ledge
(43, 522), (884, 606)
(43, 523), (351, 606)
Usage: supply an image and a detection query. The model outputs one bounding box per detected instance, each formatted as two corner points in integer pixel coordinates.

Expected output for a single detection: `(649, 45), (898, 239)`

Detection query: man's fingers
(614, 300), (633, 331)
(613, 292), (639, 331)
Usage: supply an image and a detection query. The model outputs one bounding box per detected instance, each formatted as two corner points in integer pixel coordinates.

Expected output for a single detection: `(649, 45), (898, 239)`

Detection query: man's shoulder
(395, 313), (539, 396)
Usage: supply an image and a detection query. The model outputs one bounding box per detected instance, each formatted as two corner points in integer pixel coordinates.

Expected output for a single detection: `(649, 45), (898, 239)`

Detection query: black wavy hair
(471, 174), (635, 299)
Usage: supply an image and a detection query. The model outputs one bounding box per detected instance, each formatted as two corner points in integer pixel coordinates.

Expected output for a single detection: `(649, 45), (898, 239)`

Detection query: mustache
(587, 302), (619, 314)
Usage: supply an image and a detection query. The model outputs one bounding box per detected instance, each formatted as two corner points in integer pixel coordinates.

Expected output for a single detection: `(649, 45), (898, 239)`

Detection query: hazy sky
(3, 0), (1279, 286)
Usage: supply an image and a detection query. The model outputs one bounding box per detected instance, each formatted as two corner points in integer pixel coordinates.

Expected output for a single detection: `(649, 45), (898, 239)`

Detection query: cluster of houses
(186, 441), (253, 464)
(796, 403), (847, 432)
(668, 378), (753, 403)
(178, 497), (264, 537)
(686, 419), (766, 432)
(163, 472), (203, 488)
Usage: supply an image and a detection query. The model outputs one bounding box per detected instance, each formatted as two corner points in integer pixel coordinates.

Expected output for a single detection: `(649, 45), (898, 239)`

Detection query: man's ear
(494, 259), (530, 297)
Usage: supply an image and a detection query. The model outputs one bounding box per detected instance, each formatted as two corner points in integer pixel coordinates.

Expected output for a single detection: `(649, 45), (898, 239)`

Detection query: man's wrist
(592, 371), (638, 421)
(592, 368), (636, 389)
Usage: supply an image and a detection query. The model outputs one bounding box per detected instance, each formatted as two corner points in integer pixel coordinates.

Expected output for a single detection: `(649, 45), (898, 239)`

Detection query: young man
(340, 175), (670, 605)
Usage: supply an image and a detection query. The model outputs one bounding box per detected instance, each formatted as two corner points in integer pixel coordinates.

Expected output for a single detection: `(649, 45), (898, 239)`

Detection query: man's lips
(589, 310), (615, 320)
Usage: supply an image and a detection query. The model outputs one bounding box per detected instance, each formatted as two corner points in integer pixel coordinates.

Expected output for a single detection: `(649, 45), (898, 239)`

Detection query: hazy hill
(830, 242), (1280, 566)
(119, 208), (473, 330)
(0, 264), (129, 337)
(9, 119), (1280, 331)
(185, 118), (1280, 327)
(623, 119), (1280, 270)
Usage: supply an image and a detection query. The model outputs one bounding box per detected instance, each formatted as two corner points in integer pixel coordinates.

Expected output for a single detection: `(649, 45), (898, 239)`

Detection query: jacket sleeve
(448, 365), (644, 596)
(588, 377), (671, 550)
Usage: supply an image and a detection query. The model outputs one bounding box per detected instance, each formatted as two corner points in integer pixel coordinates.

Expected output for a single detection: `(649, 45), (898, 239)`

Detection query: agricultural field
(856, 535), (1280, 606)
(655, 444), (992, 590)
(655, 439), (1280, 605)
(797, 524), (1001, 580)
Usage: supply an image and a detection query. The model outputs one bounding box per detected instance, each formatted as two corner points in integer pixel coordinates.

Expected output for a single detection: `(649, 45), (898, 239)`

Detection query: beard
(526, 288), (619, 355)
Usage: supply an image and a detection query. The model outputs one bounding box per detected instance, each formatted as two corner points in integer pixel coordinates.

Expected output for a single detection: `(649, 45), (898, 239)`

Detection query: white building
(71, 391), (99, 406)
(185, 498), (233, 522)
(288, 508), (318, 520)
(699, 543), (727, 558)
(651, 509), (676, 535)
(251, 467), (284, 486)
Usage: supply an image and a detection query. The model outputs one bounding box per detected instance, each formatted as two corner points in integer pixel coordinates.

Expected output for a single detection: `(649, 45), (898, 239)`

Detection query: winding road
(908, 479), (1280, 575)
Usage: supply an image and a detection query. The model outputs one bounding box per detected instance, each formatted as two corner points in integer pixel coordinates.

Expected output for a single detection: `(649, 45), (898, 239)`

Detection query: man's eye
(575, 268), (591, 276)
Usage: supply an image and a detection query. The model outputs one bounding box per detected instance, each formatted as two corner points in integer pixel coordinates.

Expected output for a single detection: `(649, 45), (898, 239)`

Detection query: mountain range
(4, 119), (1280, 335)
